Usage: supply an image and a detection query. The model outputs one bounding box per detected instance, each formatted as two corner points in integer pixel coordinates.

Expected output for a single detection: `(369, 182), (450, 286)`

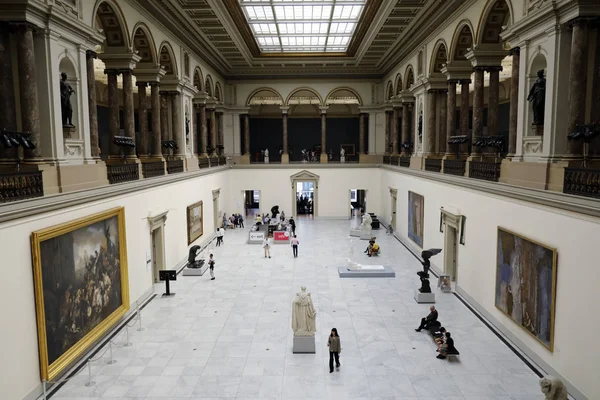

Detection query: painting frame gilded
(408, 191), (424, 248)
(31, 207), (129, 381)
(187, 200), (204, 244)
(495, 227), (558, 351)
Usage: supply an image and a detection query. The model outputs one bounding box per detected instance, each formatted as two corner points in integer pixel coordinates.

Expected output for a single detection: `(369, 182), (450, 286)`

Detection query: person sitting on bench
(415, 306), (438, 332)
(364, 237), (375, 254)
(433, 327), (447, 350)
(437, 331), (457, 359)
(368, 240), (380, 257)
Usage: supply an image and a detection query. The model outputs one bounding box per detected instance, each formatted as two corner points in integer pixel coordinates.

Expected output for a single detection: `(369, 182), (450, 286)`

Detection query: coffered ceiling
(142, 0), (465, 79)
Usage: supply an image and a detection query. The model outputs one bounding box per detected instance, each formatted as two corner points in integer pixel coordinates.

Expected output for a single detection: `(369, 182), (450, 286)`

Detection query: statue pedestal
(293, 335), (315, 354)
(360, 231), (372, 240)
(349, 228), (361, 237)
(182, 262), (208, 276)
(414, 289), (435, 304)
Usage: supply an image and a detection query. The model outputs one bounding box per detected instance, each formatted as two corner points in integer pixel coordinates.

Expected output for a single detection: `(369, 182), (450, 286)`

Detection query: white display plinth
(349, 228), (361, 237)
(414, 288), (436, 303)
(293, 336), (316, 353)
(360, 232), (372, 240)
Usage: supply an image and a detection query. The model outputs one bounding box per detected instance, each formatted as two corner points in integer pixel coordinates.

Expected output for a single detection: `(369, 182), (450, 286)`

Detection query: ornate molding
(523, 136), (543, 154)
(212, 188), (221, 200)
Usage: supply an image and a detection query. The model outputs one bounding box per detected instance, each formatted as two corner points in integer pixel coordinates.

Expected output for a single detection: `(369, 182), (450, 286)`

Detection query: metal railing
(383, 155), (391, 164)
(399, 156), (411, 168)
(209, 156), (219, 167)
(166, 159), (184, 174)
(198, 157), (210, 169)
(390, 155), (400, 166)
(469, 161), (501, 182)
(141, 161), (165, 179)
(106, 164), (139, 185)
(563, 167), (600, 199)
(425, 158), (442, 173)
(218, 156), (227, 166)
(0, 171), (43, 203)
(443, 159), (466, 177)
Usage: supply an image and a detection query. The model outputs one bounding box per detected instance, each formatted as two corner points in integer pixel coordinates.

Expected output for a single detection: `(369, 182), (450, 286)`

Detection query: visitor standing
(263, 233), (272, 258)
(216, 228), (224, 246)
(208, 254), (215, 280)
(289, 217), (296, 235)
(239, 214), (244, 228)
(327, 328), (341, 373)
(291, 235), (299, 257)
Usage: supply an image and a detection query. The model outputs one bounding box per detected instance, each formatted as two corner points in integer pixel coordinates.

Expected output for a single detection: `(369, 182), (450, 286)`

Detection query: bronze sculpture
(60, 72), (75, 127)
(527, 69), (546, 126)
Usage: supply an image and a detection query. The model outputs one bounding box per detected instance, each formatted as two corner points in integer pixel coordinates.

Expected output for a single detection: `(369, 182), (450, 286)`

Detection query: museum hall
(0, 0), (598, 399)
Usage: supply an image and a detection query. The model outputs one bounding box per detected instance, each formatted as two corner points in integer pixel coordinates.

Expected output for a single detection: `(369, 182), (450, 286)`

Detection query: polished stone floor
(51, 218), (543, 400)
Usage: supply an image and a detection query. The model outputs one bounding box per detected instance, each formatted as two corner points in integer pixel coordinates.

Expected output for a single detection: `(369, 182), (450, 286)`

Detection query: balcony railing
(107, 163), (139, 184)
(0, 171), (43, 203)
(469, 161), (500, 182)
(167, 159), (184, 174)
(390, 155), (399, 166)
(218, 156), (227, 166)
(198, 157), (210, 169)
(209, 156), (219, 167)
(563, 168), (600, 199)
(142, 161), (165, 179)
(425, 158), (442, 173)
(399, 156), (411, 167)
(383, 155), (391, 164)
(443, 159), (466, 177)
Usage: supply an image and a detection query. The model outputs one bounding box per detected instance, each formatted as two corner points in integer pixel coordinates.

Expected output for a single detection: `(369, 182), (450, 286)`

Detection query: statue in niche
(60, 72), (75, 127)
(185, 117), (190, 143)
(527, 69), (546, 125)
(418, 111), (423, 141)
(291, 286), (316, 336)
(539, 376), (568, 400)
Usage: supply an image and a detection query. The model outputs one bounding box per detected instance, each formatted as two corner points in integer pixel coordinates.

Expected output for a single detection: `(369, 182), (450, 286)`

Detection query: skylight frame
(238, 0), (367, 54)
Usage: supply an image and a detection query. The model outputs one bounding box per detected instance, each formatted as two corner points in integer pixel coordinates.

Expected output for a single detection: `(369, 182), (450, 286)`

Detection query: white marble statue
(340, 147), (345, 163)
(291, 286), (316, 336)
(264, 148), (269, 164)
(360, 212), (373, 235)
(539, 376), (568, 400)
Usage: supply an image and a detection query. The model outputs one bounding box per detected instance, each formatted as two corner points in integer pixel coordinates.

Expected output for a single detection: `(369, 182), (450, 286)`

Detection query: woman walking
(327, 328), (341, 373)
(263, 233), (272, 258)
(291, 235), (299, 257)
(208, 254), (215, 281)
(289, 217), (296, 235)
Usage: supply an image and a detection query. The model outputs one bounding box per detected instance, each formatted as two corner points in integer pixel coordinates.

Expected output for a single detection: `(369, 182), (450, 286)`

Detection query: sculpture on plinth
(291, 286), (316, 336)
(417, 248), (441, 293)
(264, 148), (269, 163)
(360, 212), (372, 236)
(527, 69), (546, 126)
(60, 72), (75, 127)
(539, 376), (568, 400)
(340, 147), (345, 163)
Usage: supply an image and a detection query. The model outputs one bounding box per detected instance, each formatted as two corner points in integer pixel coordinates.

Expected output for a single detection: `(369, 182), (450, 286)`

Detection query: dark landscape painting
(495, 228), (557, 350)
(408, 191), (424, 247)
(32, 208), (129, 379)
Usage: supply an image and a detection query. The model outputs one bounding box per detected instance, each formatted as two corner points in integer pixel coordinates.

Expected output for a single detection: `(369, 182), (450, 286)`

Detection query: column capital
(569, 17), (595, 28)
(100, 52), (141, 71)
(447, 79), (460, 85)
(136, 81), (148, 88)
(459, 78), (472, 85)
(104, 68), (122, 76)
(14, 22), (38, 33)
(508, 47), (520, 56)
(319, 106), (329, 114)
(485, 66), (503, 73)
(134, 66), (166, 84)
(465, 45), (507, 69)
(86, 50), (97, 59)
(280, 106), (290, 114)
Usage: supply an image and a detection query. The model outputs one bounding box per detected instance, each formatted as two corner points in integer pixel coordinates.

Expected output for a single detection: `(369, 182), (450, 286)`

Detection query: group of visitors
(415, 306), (458, 359)
(364, 237), (380, 257)
(223, 213), (244, 229)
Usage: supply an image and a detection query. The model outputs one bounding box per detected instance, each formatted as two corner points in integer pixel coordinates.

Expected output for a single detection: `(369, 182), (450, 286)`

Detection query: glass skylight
(238, 0), (367, 53)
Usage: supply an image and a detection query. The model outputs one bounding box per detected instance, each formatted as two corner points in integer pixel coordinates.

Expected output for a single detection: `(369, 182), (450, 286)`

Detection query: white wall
(0, 171), (228, 400)
(380, 168), (599, 399)
(228, 168), (381, 218)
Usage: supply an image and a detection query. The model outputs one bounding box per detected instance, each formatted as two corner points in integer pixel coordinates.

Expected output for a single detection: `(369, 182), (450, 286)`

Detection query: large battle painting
(495, 228), (557, 351)
(187, 200), (203, 244)
(31, 208), (129, 380)
(408, 191), (424, 247)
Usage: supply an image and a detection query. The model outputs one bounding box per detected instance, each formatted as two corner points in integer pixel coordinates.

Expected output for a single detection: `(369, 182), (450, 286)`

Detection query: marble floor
(51, 219), (544, 400)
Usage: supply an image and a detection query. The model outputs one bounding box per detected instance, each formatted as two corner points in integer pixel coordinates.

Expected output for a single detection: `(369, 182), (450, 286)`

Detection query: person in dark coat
(437, 332), (457, 359)
(415, 305), (438, 332)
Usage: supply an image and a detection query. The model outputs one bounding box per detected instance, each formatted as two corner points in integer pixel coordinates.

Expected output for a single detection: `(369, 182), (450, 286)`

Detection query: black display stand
(159, 269), (177, 296)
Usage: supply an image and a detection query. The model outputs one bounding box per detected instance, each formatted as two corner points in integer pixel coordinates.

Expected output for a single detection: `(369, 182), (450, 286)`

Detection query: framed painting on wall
(187, 200), (203, 244)
(495, 227), (558, 351)
(340, 144), (355, 156)
(30, 207), (129, 381)
(408, 191), (424, 247)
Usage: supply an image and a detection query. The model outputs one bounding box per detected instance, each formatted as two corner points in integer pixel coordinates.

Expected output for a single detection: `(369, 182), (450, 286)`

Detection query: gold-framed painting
(495, 227), (558, 351)
(187, 200), (204, 244)
(31, 207), (129, 381)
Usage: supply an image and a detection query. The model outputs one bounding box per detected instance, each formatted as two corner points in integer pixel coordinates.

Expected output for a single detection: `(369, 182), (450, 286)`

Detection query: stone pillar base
(320, 153), (328, 163)
(359, 154), (380, 163)
(58, 162), (110, 193)
(410, 155), (423, 170)
(498, 159), (549, 190)
(281, 153), (289, 164)
(14, 162), (61, 196)
(236, 154), (251, 164)
(186, 156), (199, 171)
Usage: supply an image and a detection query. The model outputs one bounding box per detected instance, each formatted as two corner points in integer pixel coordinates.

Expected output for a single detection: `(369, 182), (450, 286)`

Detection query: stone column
(401, 106), (410, 155)
(106, 69), (121, 157)
(0, 23), (17, 159)
(438, 90), (447, 155)
(16, 23), (41, 159)
(137, 82), (149, 157)
(243, 114), (250, 155)
(460, 79), (471, 154)
(217, 112), (224, 149)
(384, 111), (391, 154)
(508, 48), (520, 156)
(199, 104), (207, 157)
(426, 90), (437, 155)
(567, 18), (589, 155)
(122, 69), (136, 158)
(86, 51), (99, 159)
(392, 106), (400, 154)
(359, 113), (366, 154)
(209, 108), (217, 156)
(471, 67), (485, 156)
(281, 108), (289, 162)
(446, 80), (457, 155)
(150, 82), (162, 157)
(171, 92), (183, 157)
(487, 66), (502, 139)
(191, 105), (197, 156)
(320, 108), (328, 162)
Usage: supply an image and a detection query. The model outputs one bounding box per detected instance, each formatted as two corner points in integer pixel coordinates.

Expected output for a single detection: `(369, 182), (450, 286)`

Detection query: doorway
(244, 190), (260, 217)
(349, 189), (367, 218)
(212, 189), (220, 230)
(148, 211), (168, 284)
(389, 188), (397, 231)
(290, 170), (319, 217)
(444, 226), (458, 281)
